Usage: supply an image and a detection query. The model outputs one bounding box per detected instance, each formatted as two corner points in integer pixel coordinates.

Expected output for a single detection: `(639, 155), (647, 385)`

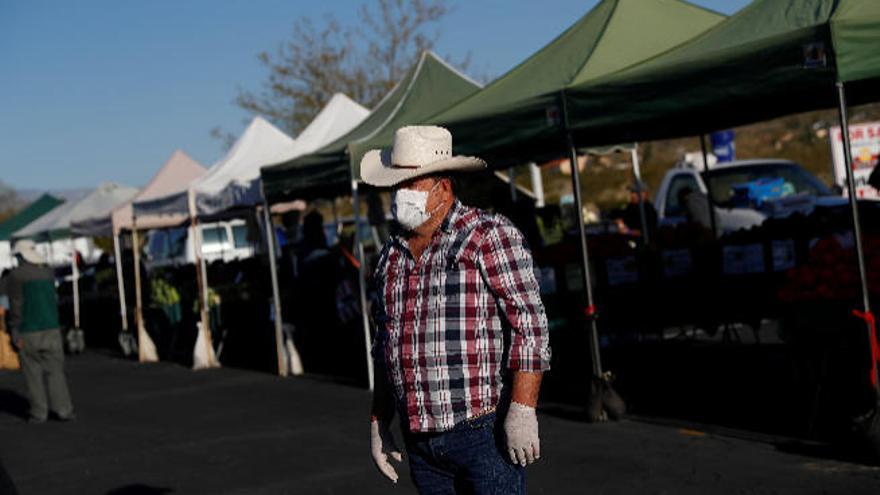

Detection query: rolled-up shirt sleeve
(478, 220), (551, 372)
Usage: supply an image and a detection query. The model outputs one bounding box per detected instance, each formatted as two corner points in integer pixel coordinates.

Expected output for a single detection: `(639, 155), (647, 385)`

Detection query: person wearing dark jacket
(6, 240), (74, 423)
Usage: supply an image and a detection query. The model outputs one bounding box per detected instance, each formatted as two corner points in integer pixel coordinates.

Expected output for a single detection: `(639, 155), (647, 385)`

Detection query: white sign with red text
(831, 122), (880, 199)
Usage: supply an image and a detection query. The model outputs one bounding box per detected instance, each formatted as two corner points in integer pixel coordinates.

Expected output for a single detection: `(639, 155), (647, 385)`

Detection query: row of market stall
(4, 0), (880, 399)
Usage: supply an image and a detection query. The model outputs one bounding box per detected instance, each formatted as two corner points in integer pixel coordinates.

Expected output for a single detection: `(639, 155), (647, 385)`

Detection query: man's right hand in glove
(370, 417), (402, 483)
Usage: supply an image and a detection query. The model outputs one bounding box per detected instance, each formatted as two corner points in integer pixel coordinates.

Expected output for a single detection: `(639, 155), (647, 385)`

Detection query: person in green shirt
(6, 240), (74, 423)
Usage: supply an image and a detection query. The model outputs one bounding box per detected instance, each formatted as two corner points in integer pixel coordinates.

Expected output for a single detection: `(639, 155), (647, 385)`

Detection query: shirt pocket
(431, 258), (481, 363)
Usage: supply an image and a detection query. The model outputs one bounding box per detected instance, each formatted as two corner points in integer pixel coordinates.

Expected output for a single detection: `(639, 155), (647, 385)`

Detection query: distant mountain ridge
(16, 188), (92, 204)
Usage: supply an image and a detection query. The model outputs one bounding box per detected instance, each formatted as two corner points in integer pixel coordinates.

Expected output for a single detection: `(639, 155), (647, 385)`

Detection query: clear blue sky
(1, 0), (748, 190)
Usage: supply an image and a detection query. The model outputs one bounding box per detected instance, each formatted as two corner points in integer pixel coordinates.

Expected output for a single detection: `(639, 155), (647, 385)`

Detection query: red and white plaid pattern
(372, 200), (551, 433)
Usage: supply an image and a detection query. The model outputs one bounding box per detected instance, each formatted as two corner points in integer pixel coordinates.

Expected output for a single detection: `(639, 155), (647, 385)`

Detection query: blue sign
(711, 129), (736, 163)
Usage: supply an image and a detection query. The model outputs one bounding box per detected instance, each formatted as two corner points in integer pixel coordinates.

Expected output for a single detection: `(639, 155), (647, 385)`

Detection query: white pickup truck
(654, 159), (845, 235)
(143, 219), (257, 270)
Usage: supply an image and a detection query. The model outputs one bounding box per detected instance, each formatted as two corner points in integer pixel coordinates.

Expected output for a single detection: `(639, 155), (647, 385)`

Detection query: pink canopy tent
(111, 150), (207, 361)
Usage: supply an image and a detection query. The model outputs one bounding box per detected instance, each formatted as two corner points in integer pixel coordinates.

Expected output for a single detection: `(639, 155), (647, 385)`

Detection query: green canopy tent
(562, 0), (880, 400)
(425, 0), (725, 412)
(261, 51), (481, 201)
(0, 194), (64, 242)
(0, 194), (64, 271)
(260, 51), (481, 390)
(429, 0), (724, 165)
(563, 0), (880, 147)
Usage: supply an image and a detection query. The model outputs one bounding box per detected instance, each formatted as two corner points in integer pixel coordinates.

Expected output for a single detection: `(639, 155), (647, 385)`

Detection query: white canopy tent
(268, 93), (370, 165)
(134, 117), (295, 218)
(132, 95), (369, 374)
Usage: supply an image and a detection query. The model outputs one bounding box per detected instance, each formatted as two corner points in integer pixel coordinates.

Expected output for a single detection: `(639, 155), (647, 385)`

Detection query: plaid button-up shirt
(372, 200), (551, 433)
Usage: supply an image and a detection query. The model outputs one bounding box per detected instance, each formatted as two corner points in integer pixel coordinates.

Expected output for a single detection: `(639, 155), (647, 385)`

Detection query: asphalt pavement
(2, 352), (880, 494)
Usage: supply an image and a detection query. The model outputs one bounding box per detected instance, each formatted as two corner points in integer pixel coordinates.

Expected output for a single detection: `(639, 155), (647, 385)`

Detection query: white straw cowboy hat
(360, 126), (486, 187)
(13, 239), (47, 265)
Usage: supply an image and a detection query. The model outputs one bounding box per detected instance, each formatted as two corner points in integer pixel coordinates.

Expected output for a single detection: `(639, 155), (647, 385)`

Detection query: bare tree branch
(214, 0), (464, 143)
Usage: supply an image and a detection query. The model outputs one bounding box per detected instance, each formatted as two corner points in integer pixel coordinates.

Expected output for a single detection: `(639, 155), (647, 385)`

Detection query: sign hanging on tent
(830, 122), (880, 199)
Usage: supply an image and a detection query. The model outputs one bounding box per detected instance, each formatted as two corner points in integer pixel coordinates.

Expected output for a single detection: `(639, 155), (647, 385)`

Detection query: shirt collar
(439, 199), (463, 234)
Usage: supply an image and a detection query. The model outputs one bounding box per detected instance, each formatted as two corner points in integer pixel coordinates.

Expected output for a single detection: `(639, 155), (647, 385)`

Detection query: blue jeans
(404, 413), (525, 495)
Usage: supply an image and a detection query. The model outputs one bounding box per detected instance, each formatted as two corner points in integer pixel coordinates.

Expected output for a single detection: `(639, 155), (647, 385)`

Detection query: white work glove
(504, 402), (540, 466)
(370, 419), (403, 483)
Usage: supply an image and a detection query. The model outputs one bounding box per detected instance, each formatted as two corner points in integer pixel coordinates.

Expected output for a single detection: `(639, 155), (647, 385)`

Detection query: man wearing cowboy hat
(364, 126), (551, 494)
(5, 239), (74, 423)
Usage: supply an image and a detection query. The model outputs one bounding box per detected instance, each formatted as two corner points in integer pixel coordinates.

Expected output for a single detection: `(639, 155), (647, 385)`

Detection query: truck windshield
(703, 163), (831, 207)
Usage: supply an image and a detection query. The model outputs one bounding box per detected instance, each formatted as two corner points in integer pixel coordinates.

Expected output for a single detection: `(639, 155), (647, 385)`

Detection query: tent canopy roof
(432, 0), (723, 128)
(261, 51), (481, 202)
(113, 150), (207, 234)
(268, 93), (369, 165)
(563, 0), (880, 148)
(15, 183), (138, 240)
(422, 0), (723, 167)
(831, 0), (880, 83)
(0, 194), (64, 242)
(134, 116), (295, 218)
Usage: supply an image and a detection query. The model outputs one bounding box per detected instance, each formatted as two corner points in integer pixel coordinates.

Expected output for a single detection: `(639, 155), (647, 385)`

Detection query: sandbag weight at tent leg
(352, 179), (375, 392)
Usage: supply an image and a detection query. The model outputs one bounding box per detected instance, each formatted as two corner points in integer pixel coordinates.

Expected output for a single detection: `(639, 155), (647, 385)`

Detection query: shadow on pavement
(105, 484), (174, 495)
(0, 460), (19, 495)
(0, 389), (28, 419)
(775, 439), (878, 466)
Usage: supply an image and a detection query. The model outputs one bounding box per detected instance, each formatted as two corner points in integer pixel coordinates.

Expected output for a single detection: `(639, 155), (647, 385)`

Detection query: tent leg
(630, 146), (650, 246)
(565, 133), (603, 377)
(113, 232), (128, 334)
(331, 198), (342, 238)
(133, 228), (144, 361)
(189, 198), (217, 369)
(529, 162), (545, 208)
(836, 82), (877, 389)
(508, 167), (518, 202)
(699, 135), (718, 238)
(261, 201), (292, 377)
(70, 236), (80, 331)
(132, 226), (157, 362)
(352, 180), (376, 392)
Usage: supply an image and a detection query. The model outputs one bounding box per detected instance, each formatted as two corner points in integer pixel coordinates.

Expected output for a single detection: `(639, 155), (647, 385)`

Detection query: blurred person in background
(6, 240), (74, 423)
(616, 181), (658, 240)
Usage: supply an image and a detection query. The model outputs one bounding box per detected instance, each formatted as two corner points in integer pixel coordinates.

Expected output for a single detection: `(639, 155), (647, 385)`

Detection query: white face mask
(392, 182), (440, 230)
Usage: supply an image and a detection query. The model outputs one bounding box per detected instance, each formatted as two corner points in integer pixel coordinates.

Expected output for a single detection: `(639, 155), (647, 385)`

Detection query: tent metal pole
(529, 162), (545, 208)
(565, 133), (603, 377)
(630, 146), (651, 246)
(352, 179), (376, 392)
(132, 225), (146, 362)
(836, 82), (872, 314)
(699, 135), (718, 238)
(508, 167), (518, 202)
(112, 231), (128, 333)
(836, 82), (877, 389)
(261, 199), (288, 377)
(70, 236), (80, 330)
(188, 191), (214, 367)
(331, 198), (342, 238)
